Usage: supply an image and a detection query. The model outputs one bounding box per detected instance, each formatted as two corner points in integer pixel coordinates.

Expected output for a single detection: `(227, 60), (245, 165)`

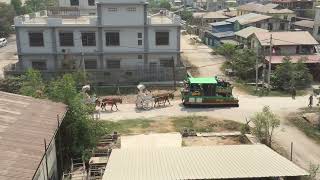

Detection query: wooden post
(172, 56), (176, 89)
(44, 139), (49, 180)
(290, 142), (293, 161)
(268, 34), (273, 91)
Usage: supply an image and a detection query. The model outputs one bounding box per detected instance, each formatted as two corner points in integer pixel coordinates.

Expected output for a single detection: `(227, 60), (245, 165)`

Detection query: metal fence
(4, 64), (187, 85)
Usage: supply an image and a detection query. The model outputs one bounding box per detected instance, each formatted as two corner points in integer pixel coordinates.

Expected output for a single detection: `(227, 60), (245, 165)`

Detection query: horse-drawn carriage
(135, 84), (174, 110)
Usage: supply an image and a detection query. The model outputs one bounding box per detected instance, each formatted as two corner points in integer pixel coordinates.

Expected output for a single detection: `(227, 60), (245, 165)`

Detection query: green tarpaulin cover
(188, 77), (217, 84)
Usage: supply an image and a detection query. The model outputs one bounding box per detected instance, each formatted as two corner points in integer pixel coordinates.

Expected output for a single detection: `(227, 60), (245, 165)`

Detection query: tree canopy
(251, 106), (280, 147)
(0, 3), (15, 37)
(272, 57), (312, 90)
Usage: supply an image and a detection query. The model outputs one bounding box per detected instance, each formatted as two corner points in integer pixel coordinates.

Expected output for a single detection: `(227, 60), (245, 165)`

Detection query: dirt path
(181, 34), (226, 77)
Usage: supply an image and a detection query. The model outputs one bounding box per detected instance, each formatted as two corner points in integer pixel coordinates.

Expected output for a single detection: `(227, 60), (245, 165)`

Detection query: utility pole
(255, 55), (258, 91)
(267, 34), (273, 91)
(172, 56), (176, 89)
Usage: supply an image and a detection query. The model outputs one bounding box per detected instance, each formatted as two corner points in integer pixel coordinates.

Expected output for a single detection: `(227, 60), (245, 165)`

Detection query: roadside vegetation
(101, 115), (244, 135)
(216, 44), (313, 96)
(287, 107), (320, 144)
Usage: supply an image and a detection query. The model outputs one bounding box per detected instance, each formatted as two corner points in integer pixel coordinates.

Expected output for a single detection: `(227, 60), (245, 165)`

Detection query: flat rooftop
(0, 91), (67, 180)
(102, 145), (308, 180)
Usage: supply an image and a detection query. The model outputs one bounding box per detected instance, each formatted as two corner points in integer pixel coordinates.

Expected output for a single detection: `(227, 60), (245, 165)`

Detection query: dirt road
(181, 34), (226, 77)
(0, 35), (18, 78)
(100, 35), (320, 172)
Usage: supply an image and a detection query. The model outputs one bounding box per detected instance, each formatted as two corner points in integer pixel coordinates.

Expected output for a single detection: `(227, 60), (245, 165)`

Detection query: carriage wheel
(142, 99), (153, 110)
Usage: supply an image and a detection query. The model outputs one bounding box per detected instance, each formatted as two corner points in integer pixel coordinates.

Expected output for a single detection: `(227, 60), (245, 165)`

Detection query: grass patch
(235, 83), (308, 97)
(102, 116), (244, 135)
(102, 118), (154, 134)
(288, 116), (320, 145)
(171, 115), (243, 133)
(287, 108), (320, 144)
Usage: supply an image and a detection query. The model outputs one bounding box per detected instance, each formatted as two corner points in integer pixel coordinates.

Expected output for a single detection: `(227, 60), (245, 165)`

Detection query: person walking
(291, 87), (296, 100)
(308, 95), (313, 107)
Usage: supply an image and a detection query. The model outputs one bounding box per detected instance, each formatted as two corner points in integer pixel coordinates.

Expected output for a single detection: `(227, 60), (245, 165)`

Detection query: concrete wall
(19, 28), (54, 54)
(148, 26), (179, 53)
(313, 6), (320, 41)
(33, 140), (58, 180)
(101, 4), (144, 26)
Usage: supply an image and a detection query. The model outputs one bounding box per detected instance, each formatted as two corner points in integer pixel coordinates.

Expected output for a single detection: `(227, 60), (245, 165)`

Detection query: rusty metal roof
(237, 3), (294, 14)
(235, 26), (269, 39)
(0, 91), (67, 180)
(102, 145), (308, 180)
(295, 20), (314, 29)
(254, 31), (318, 46)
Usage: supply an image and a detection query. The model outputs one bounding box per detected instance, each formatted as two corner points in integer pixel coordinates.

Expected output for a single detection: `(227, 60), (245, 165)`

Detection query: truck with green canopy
(181, 77), (239, 107)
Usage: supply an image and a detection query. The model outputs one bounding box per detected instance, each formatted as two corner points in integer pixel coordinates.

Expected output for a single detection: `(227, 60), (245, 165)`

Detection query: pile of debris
(63, 132), (119, 180)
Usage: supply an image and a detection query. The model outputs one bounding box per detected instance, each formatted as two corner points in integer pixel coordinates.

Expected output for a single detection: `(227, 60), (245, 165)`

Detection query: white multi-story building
(12, 0), (182, 83)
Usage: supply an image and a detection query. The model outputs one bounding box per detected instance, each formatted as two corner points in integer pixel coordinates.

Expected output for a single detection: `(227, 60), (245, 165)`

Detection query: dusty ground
(183, 136), (244, 146)
(0, 35), (18, 78)
(99, 34), (320, 172)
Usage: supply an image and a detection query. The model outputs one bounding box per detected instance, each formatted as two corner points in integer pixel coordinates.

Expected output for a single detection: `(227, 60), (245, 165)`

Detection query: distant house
(226, 13), (289, 31)
(192, 11), (229, 24)
(294, 20), (314, 34)
(235, 26), (269, 47)
(251, 31), (320, 67)
(210, 21), (234, 33)
(237, 3), (296, 22)
(271, 0), (315, 16)
(0, 91), (67, 180)
(102, 145), (309, 180)
(204, 31), (236, 46)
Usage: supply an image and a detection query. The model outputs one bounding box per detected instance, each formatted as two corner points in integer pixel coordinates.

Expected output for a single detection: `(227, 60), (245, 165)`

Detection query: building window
(284, 15), (288, 20)
(127, 7), (136, 12)
(108, 7), (118, 12)
(256, 23), (261, 28)
(88, 0), (95, 6)
(107, 60), (120, 69)
(317, 27), (320, 35)
(29, 32), (44, 47)
(156, 32), (169, 45)
(138, 40), (142, 45)
(106, 32), (120, 46)
(82, 32), (96, 46)
(268, 23), (273, 31)
(59, 32), (74, 46)
(32, 61), (47, 70)
(160, 59), (173, 67)
(70, 0), (79, 6)
(280, 23), (285, 30)
(138, 55), (143, 59)
(138, 32), (142, 38)
(84, 60), (97, 69)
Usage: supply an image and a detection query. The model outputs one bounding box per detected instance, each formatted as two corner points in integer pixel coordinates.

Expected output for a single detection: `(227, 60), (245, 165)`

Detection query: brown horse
(153, 92), (174, 107)
(96, 97), (123, 111)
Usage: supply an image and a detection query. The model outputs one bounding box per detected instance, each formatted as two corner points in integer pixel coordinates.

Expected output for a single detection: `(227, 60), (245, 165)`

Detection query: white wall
(101, 4), (144, 26)
(33, 141), (58, 180)
(56, 27), (98, 54)
(102, 27), (144, 52)
(19, 28), (54, 54)
(148, 26), (179, 53)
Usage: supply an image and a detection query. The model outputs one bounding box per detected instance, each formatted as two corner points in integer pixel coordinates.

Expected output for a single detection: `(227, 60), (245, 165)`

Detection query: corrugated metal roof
(237, 2), (294, 14)
(265, 55), (320, 64)
(103, 145), (308, 180)
(226, 13), (271, 25)
(0, 91), (67, 180)
(193, 12), (228, 19)
(254, 31), (319, 46)
(189, 77), (217, 84)
(235, 26), (269, 38)
(209, 21), (232, 26)
(295, 20), (314, 29)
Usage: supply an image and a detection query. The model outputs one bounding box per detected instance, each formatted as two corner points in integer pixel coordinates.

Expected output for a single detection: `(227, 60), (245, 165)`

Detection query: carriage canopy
(188, 77), (217, 84)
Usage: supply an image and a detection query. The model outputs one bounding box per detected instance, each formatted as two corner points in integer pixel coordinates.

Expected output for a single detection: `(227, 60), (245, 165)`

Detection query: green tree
(20, 69), (45, 98)
(251, 106), (280, 147)
(215, 43), (238, 59)
(0, 76), (23, 93)
(24, 0), (55, 13)
(272, 57), (312, 90)
(230, 48), (256, 80)
(0, 3), (15, 37)
(179, 10), (193, 24)
(11, 0), (24, 15)
(159, 0), (171, 10)
(294, 58), (313, 88)
(47, 74), (78, 104)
